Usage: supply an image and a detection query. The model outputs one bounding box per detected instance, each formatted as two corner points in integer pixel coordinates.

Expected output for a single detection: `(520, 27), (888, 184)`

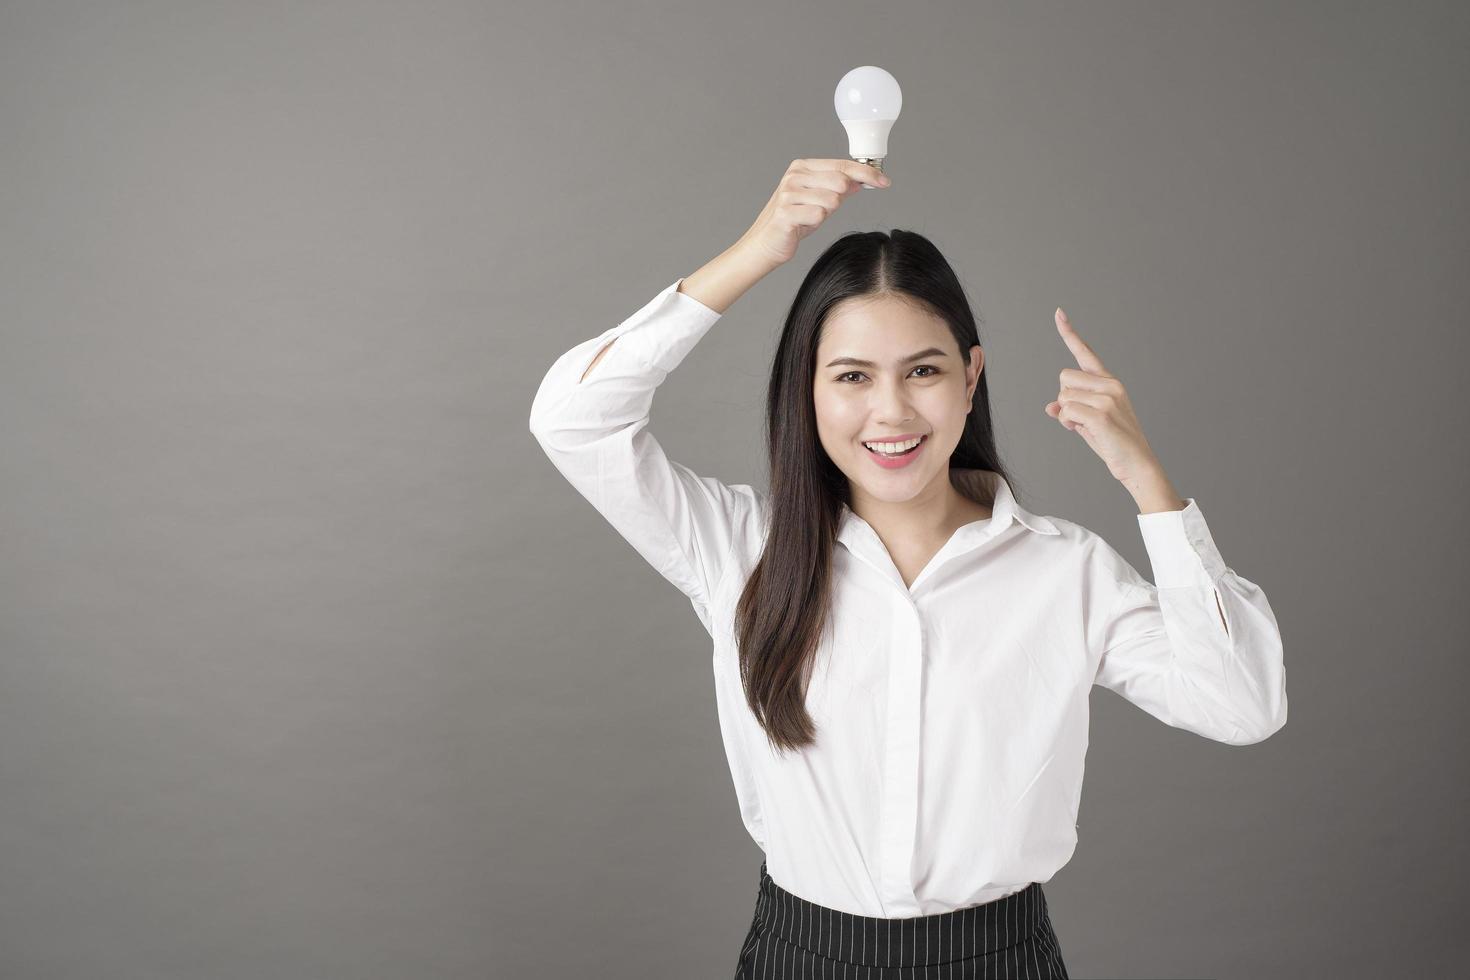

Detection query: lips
(864, 434), (927, 456)
(863, 434), (929, 469)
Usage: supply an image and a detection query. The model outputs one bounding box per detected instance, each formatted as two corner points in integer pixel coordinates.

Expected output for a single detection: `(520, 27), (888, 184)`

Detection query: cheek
(912, 391), (965, 447)
(813, 389), (861, 435)
(929, 383), (970, 419)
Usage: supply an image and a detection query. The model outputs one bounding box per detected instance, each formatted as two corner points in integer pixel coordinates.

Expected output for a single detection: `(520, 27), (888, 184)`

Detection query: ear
(966, 344), (984, 401)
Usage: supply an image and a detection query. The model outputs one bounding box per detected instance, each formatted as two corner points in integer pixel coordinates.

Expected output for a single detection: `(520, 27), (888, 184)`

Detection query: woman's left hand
(1043, 307), (1162, 485)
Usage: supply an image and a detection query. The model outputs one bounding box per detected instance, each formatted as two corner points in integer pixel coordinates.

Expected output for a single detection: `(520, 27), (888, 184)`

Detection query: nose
(871, 377), (916, 427)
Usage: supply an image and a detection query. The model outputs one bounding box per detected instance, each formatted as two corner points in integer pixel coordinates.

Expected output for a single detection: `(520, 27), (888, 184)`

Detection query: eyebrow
(824, 347), (950, 369)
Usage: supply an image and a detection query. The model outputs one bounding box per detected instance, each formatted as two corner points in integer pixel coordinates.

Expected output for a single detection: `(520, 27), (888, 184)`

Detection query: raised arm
(526, 252), (769, 634)
(1091, 499), (1289, 745)
(529, 159), (890, 632)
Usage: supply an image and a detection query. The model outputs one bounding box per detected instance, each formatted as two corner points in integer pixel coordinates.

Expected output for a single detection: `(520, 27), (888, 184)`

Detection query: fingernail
(880, 175), (891, 186)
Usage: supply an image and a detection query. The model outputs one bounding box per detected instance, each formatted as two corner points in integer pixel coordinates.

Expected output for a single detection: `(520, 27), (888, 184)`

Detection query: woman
(528, 158), (1288, 978)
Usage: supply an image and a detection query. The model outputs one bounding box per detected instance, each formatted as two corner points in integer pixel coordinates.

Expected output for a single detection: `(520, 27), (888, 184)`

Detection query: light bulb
(834, 66), (902, 177)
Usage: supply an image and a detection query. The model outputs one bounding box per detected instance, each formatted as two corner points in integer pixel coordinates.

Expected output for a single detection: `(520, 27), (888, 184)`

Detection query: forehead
(817, 293), (951, 355)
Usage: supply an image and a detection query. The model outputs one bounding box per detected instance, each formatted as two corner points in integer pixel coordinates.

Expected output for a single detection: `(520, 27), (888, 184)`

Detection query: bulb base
(852, 156), (885, 173)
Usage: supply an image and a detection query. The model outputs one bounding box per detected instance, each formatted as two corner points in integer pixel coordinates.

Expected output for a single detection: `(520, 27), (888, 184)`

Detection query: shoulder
(1039, 512), (1100, 545)
(1039, 512), (1149, 597)
(746, 485), (770, 524)
(1028, 511), (1131, 573)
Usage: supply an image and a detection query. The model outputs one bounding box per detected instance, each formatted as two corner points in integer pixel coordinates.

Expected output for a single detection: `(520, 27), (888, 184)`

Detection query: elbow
(528, 411), (552, 448)
(528, 383), (566, 443)
(527, 412), (583, 455)
(1224, 624), (1289, 746)
(528, 406), (549, 441)
(1223, 692), (1288, 746)
(1224, 716), (1286, 746)
(527, 416), (564, 457)
(528, 414), (569, 460)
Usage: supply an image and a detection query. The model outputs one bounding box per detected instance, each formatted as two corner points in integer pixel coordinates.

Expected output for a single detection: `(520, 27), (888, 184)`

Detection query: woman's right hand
(735, 158), (891, 270)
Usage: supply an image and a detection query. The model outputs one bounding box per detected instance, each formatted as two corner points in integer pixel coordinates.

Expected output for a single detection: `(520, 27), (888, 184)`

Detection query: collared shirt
(529, 277), (1289, 917)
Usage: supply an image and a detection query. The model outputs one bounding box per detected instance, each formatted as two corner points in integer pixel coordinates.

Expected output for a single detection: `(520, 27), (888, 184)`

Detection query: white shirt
(528, 277), (1289, 918)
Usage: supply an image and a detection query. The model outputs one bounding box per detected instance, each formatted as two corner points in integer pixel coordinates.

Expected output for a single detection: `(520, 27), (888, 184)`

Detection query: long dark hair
(734, 229), (1019, 755)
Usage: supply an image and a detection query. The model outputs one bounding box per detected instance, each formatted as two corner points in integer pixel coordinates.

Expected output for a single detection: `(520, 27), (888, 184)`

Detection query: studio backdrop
(1, 2), (1466, 979)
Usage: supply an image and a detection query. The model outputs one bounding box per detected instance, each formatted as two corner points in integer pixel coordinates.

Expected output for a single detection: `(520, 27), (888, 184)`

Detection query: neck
(848, 467), (992, 542)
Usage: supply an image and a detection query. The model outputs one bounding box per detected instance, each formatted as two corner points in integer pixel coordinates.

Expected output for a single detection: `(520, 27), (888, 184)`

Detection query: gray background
(1, 1), (1465, 978)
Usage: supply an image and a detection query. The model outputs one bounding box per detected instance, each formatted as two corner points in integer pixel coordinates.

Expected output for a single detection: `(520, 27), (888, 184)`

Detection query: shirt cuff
(1135, 497), (1229, 589)
(600, 278), (723, 376)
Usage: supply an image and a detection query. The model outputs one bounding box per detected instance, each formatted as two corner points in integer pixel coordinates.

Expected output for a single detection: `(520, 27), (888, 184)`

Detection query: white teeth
(864, 435), (923, 454)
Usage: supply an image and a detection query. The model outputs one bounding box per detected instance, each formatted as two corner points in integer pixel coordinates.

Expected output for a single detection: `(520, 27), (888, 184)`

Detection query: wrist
(1128, 464), (1186, 513)
(728, 236), (785, 278)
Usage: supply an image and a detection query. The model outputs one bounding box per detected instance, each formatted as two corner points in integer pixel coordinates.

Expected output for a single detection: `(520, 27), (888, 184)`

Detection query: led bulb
(834, 66), (902, 174)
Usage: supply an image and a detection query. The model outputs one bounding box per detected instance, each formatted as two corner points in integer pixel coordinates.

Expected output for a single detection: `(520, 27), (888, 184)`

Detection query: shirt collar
(836, 467), (1059, 553)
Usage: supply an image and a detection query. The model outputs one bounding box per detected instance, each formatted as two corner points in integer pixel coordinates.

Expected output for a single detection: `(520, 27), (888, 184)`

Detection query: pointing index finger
(1055, 307), (1109, 376)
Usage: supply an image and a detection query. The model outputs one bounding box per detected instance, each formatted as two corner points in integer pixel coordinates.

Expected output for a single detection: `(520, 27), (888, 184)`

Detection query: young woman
(528, 158), (1288, 979)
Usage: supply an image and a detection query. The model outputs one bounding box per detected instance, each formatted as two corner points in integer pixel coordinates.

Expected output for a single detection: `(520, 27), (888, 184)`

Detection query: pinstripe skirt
(734, 861), (1069, 979)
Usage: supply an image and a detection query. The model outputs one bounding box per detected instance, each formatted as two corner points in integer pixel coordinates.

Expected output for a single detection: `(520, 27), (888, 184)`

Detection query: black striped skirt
(734, 861), (1069, 979)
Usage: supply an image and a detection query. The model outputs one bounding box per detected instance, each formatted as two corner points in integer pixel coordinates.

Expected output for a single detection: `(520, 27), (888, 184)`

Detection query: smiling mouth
(863, 434), (928, 458)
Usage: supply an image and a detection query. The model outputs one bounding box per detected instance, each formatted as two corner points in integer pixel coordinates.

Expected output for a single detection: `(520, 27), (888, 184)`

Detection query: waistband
(754, 861), (1049, 969)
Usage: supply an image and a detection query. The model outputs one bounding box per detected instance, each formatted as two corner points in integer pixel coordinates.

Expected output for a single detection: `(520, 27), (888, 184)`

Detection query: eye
(836, 365), (941, 383)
